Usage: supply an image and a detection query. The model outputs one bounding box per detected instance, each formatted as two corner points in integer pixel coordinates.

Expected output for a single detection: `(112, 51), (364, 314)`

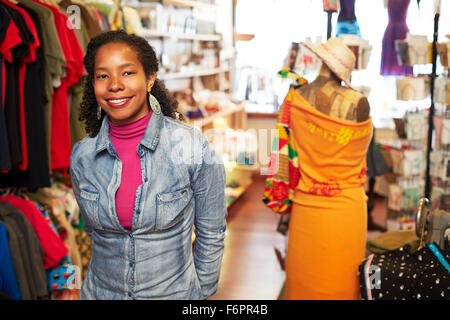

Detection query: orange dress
(285, 89), (373, 300)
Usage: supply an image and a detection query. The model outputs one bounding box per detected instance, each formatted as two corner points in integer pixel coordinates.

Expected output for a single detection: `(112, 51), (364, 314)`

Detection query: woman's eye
(96, 74), (108, 79)
(123, 71), (134, 76)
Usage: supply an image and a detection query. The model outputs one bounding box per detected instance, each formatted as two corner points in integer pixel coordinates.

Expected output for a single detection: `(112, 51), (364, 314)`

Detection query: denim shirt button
(128, 292), (132, 298)
(144, 177), (148, 182)
(129, 262), (134, 267)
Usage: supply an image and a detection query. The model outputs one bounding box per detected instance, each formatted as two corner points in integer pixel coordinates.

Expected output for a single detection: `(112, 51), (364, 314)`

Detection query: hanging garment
(0, 2), (28, 168)
(0, 4), (51, 189)
(271, 89), (373, 299)
(34, 0), (84, 171)
(0, 194), (68, 269)
(263, 90), (300, 214)
(0, 201), (47, 299)
(0, 207), (32, 299)
(20, 0), (66, 168)
(366, 127), (389, 178)
(336, 0), (361, 38)
(380, 0), (413, 76)
(0, 5), (12, 172)
(0, 0), (40, 172)
(359, 243), (450, 300)
(0, 221), (22, 300)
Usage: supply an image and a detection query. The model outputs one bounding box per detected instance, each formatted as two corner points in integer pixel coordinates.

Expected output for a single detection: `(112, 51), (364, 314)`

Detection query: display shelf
(226, 180), (253, 209)
(127, 0), (215, 10)
(141, 29), (221, 41)
(162, 0), (216, 10)
(186, 103), (244, 128)
(159, 67), (229, 80)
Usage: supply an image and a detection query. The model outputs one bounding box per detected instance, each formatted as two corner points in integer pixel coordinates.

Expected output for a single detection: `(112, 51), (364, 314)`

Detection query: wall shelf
(186, 103), (244, 128)
(159, 67), (229, 80)
(141, 29), (221, 41)
(162, 0), (216, 10)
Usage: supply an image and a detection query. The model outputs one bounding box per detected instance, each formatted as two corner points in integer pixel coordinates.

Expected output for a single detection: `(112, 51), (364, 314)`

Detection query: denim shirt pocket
(156, 186), (193, 231)
(79, 189), (103, 231)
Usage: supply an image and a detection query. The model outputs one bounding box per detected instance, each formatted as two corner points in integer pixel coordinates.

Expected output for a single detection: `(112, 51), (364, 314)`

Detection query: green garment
(18, 0), (66, 170)
(60, 0), (101, 41)
(70, 78), (87, 147)
(367, 230), (420, 254)
(71, 0), (102, 39)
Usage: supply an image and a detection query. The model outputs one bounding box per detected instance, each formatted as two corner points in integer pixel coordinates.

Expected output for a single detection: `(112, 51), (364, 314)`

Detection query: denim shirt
(70, 111), (227, 300)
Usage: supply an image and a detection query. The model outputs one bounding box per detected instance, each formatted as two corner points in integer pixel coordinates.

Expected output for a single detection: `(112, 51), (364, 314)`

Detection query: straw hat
(302, 38), (355, 89)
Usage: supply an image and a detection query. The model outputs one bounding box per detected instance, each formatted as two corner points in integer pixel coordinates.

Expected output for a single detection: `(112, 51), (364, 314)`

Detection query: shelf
(226, 180), (253, 209)
(186, 103), (244, 128)
(162, 0), (216, 10)
(142, 29), (221, 41)
(159, 67), (229, 80)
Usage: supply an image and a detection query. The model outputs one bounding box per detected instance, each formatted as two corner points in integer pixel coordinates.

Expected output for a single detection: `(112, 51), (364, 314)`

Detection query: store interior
(0, 0), (449, 300)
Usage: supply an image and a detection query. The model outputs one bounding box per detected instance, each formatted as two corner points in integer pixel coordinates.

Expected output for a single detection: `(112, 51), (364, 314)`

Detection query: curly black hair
(79, 30), (182, 137)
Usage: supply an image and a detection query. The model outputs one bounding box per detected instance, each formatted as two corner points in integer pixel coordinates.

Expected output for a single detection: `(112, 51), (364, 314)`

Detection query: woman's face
(93, 42), (155, 125)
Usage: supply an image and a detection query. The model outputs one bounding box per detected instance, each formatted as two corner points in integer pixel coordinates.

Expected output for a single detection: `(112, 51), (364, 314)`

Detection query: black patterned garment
(359, 243), (450, 300)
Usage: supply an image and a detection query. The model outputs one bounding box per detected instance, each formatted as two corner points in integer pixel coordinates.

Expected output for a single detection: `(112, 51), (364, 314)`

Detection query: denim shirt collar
(95, 111), (163, 155)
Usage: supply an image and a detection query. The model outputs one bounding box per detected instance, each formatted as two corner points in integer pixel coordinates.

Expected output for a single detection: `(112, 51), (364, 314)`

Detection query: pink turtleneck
(108, 112), (152, 231)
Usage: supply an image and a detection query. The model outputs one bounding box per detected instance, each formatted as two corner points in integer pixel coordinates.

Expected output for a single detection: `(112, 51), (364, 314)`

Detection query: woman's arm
(192, 137), (227, 299)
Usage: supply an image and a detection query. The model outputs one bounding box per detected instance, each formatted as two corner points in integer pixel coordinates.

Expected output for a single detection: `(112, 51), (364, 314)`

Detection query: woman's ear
(147, 74), (156, 92)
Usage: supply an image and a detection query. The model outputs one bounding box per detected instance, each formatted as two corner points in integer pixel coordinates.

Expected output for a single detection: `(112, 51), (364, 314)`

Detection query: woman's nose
(108, 76), (124, 91)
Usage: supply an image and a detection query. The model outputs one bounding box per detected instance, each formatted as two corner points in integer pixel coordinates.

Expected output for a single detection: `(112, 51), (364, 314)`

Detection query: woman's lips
(106, 96), (133, 108)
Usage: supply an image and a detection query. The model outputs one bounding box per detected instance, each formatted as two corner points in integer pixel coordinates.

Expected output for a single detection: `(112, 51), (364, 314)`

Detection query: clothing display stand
(325, 10), (336, 40)
(424, 11), (440, 199)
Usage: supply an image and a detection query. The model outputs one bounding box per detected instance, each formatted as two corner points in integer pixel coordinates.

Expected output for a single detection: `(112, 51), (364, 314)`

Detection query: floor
(209, 174), (387, 300)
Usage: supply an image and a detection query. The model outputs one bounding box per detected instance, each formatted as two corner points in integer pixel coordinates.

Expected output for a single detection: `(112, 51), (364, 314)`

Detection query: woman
(70, 30), (227, 300)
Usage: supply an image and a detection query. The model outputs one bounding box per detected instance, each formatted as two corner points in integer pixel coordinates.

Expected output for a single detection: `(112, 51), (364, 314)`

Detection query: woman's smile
(105, 96), (135, 108)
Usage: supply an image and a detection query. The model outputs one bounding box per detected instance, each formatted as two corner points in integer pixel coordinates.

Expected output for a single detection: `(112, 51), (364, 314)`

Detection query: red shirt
(0, 195), (68, 269)
(0, 0), (40, 171)
(33, 0), (84, 170)
(0, 16), (21, 107)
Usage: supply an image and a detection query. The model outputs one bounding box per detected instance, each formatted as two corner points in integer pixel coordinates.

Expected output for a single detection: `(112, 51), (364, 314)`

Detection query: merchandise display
(0, 0), (449, 304)
(380, 0), (413, 76)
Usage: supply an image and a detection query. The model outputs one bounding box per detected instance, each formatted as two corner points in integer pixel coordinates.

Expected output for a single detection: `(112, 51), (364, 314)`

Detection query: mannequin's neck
(317, 64), (340, 84)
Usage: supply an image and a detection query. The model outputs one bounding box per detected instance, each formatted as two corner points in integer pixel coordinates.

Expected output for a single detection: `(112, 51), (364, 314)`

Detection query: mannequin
(281, 38), (374, 300)
(300, 62), (387, 232)
(298, 63), (370, 123)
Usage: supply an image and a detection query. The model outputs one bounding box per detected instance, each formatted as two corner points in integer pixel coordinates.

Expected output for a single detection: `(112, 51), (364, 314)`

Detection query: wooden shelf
(226, 180), (252, 209)
(186, 103), (244, 128)
(142, 29), (221, 41)
(159, 67), (229, 80)
(162, 0), (216, 9)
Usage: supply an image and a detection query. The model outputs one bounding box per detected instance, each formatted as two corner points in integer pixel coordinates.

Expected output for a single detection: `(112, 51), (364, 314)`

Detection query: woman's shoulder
(70, 134), (99, 162)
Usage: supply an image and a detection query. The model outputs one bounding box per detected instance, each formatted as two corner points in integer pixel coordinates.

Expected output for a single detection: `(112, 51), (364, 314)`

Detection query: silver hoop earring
(97, 105), (102, 120)
(149, 93), (161, 115)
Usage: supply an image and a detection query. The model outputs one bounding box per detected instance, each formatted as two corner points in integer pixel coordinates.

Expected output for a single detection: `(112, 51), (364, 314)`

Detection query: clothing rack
(424, 11), (440, 199)
(325, 10), (336, 40)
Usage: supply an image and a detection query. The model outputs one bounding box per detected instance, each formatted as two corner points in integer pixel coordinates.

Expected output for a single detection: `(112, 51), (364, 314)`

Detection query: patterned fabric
(263, 88), (301, 214)
(380, 0), (413, 76)
(359, 243), (450, 300)
(73, 226), (92, 281)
